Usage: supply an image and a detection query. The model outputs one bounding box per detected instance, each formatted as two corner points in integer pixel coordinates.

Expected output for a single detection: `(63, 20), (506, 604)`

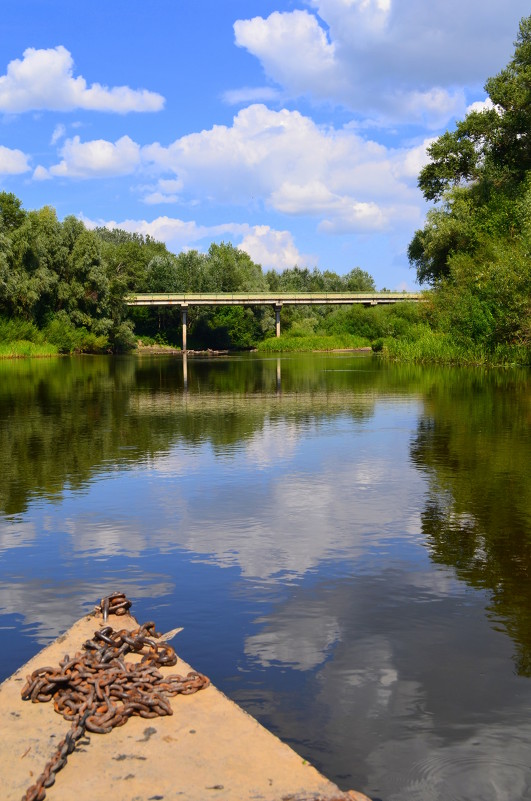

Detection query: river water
(1, 352), (530, 800)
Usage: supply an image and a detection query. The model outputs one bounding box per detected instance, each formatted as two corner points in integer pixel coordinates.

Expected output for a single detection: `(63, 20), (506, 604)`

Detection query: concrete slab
(0, 610), (370, 801)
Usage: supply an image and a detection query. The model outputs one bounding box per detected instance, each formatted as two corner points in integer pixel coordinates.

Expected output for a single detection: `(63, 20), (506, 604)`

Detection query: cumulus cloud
(233, 1), (528, 125)
(53, 104), (428, 236)
(0, 144), (30, 174)
(466, 97), (495, 114)
(42, 103), (428, 237)
(33, 165), (51, 181)
(49, 135), (141, 178)
(234, 11), (340, 99)
(392, 137), (436, 181)
(0, 46), (164, 113)
(141, 104), (425, 233)
(238, 225), (310, 270)
(271, 181), (386, 231)
(141, 177), (183, 204)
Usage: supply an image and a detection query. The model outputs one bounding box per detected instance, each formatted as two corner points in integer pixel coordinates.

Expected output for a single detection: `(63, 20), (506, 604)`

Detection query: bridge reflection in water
(181, 354), (285, 394)
(127, 292), (423, 350)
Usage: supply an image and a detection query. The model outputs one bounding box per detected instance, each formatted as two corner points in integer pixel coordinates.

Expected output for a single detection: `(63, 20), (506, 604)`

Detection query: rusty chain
(20, 592), (209, 801)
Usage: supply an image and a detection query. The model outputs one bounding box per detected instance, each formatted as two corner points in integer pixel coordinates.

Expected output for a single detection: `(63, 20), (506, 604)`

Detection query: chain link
(20, 593), (209, 801)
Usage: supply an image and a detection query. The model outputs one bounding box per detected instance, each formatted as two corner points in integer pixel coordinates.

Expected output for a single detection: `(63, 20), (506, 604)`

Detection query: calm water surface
(1, 353), (530, 800)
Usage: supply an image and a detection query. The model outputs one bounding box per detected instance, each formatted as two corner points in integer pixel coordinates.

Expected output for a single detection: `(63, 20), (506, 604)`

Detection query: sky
(0, 1), (528, 289)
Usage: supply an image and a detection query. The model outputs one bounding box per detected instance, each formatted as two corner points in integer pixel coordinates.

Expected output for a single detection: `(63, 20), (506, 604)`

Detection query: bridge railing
(126, 292), (422, 306)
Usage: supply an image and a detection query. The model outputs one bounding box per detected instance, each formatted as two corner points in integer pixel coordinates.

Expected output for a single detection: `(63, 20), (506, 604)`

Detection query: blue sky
(0, 0), (528, 289)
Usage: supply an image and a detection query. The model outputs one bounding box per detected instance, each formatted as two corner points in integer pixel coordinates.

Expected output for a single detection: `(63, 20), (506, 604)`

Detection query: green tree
(407, 15), (531, 357)
(146, 254), (180, 293)
(174, 250), (210, 292)
(0, 191), (26, 233)
(205, 242), (266, 292)
(417, 16), (531, 203)
(342, 267), (376, 292)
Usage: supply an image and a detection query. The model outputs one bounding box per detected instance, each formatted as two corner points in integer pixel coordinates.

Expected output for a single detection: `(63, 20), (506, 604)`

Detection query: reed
(384, 330), (530, 366)
(257, 333), (370, 352)
(0, 340), (59, 358)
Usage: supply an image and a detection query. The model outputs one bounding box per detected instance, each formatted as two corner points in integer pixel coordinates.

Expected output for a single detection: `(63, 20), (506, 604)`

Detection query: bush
(0, 317), (43, 344)
(44, 314), (109, 353)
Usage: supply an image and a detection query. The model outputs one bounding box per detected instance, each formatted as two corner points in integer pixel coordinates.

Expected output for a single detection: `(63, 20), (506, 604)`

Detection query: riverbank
(1, 330), (528, 366)
(384, 330), (530, 366)
(135, 341), (231, 357)
(255, 330), (530, 366)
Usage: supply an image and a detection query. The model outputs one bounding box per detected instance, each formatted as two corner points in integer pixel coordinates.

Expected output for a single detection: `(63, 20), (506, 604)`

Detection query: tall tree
(417, 16), (531, 203)
(410, 15), (531, 286)
(0, 191), (26, 233)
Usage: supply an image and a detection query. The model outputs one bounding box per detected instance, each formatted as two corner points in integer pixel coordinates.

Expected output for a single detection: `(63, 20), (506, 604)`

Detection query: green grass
(257, 333), (371, 353)
(0, 340), (59, 358)
(384, 329), (531, 366)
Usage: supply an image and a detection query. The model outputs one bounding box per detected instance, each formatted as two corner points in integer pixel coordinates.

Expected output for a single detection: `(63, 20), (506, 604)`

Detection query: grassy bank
(257, 333), (370, 352)
(0, 340), (60, 358)
(383, 329), (530, 366)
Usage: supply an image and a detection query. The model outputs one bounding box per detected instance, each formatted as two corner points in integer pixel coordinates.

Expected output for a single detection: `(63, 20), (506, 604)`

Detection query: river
(1, 352), (530, 800)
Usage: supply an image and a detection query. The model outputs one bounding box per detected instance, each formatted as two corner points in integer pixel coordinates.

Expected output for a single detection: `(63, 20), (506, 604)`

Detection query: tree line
(0, 193), (376, 352)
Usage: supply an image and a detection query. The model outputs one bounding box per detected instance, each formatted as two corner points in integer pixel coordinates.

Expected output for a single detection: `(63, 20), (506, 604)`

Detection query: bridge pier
(181, 304), (188, 352)
(274, 304), (282, 338)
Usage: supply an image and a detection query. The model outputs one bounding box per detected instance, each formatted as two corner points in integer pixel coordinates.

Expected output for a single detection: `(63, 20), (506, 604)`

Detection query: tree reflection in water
(410, 371), (531, 674)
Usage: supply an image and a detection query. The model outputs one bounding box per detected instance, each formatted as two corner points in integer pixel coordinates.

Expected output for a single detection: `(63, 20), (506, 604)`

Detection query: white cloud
(238, 225), (310, 270)
(233, 2), (528, 125)
(0, 144), (30, 174)
(45, 104), (427, 236)
(143, 191), (179, 205)
(141, 177), (184, 204)
(392, 137), (436, 181)
(395, 87), (466, 130)
(318, 199), (387, 234)
(466, 97), (495, 115)
(234, 11), (340, 99)
(142, 104), (425, 234)
(50, 123), (66, 145)
(82, 213), (248, 252)
(33, 165), (51, 181)
(0, 46), (164, 113)
(271, 181), (386, 231)
(49, 135), (141, 178)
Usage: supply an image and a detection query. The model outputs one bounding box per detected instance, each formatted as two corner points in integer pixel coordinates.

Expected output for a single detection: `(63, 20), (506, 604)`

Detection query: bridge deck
(126, 292), (421, 306)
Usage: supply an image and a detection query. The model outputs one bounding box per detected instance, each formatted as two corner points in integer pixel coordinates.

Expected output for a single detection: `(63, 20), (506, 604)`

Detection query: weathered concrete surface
(0, 611), (371, 801)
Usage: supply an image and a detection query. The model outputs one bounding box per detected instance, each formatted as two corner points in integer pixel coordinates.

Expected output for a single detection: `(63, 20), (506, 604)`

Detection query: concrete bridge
(126, 292), (422, 349)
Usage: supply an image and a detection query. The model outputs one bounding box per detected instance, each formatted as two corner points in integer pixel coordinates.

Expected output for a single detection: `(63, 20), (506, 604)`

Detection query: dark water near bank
(1, 353), (530, 800)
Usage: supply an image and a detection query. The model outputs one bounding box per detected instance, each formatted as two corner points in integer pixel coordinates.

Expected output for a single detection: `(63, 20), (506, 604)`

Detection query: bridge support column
(274, 304), (282, 338)
(181, 304), (188, 352)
